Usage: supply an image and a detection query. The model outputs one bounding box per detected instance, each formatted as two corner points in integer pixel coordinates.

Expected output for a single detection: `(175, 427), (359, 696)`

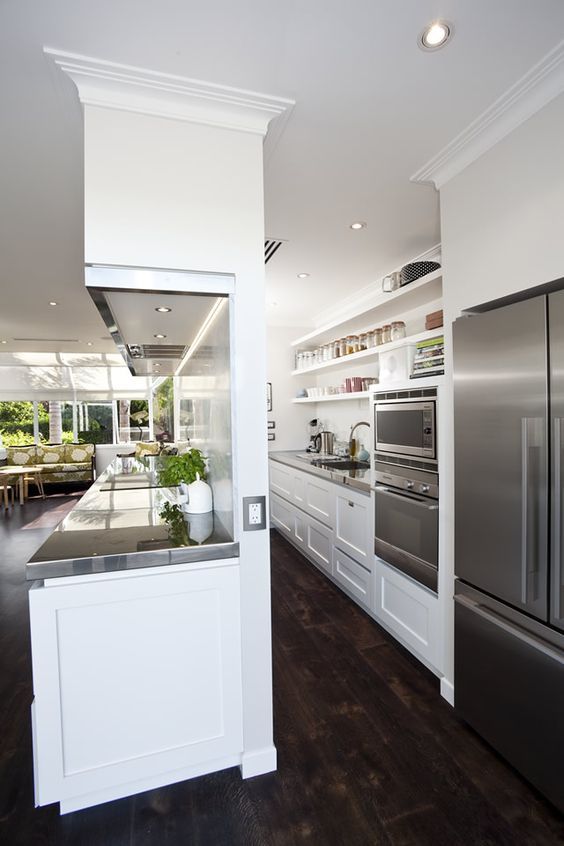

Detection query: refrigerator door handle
(553, 417), (563, 622)
(521, 417), (544, 605)
(455, 595), (564, 667)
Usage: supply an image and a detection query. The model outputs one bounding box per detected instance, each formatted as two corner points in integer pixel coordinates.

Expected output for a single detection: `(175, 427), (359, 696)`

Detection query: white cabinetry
(270, 457), (442, 677)
(30, 561), (243, 813)
(335, 485), (372, 568)
(373, 557), (440, 670)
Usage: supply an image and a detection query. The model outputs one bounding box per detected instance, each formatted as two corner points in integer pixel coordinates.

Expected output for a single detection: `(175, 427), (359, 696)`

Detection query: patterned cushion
(43, 470), (93, 483)
(64, 443), (95, 464)
(38, 462), (91, 474)
(36, 444), (65, 464)
(6, 445), (37, 466)
(135, 442), (160, 457)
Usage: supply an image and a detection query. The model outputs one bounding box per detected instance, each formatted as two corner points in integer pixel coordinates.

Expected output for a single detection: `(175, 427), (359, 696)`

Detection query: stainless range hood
(86, 267), (227, 377)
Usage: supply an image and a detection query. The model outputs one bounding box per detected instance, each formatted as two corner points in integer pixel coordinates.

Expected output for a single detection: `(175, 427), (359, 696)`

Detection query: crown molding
(44, 48), (294, 138)
(310, 243), (441, 329)
(411, 39), (564, 189)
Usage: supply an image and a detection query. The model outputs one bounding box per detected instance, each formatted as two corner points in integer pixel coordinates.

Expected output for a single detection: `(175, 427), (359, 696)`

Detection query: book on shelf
(410, 368), (444, 379)
(416, 335), (443, 348)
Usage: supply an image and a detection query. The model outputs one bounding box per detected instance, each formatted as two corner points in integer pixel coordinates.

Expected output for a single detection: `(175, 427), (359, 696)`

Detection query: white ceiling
(1, 0), (564, 351)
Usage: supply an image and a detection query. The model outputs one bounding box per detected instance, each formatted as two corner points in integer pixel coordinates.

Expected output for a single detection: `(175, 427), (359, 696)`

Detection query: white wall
(83, 104), (275, 775)
(438, 91), (564, 688)
(441, 91), (564, 319)
(266, 326), (311, 452)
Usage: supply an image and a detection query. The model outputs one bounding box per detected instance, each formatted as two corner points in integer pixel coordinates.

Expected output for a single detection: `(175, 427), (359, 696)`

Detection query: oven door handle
(374, 485), (438, 510)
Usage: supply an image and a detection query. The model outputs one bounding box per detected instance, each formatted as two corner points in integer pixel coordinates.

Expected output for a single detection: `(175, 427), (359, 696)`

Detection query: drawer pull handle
(348, 501), (354, 507)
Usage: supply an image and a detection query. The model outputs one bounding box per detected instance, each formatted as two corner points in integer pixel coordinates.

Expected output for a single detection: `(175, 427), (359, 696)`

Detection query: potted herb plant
(157, 448), (207, 489)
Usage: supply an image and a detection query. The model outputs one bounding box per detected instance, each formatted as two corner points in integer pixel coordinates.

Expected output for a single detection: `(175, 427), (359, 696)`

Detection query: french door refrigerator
(454, 287), (564, 813)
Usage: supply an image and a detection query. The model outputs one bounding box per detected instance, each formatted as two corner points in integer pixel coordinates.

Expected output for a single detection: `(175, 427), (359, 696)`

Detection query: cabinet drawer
(269, 462), (293, 500)
(303, 476), (334, 527)
(373, 557), (439, 670)
(270, 492), (293, 536)
(305, 517), (333, 575)
(335, 487), (371, 566)
(334, 547), (372, 609)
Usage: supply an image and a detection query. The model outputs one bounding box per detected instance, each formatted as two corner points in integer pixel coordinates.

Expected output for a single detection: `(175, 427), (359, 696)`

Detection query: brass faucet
(349, 421), (370, 459)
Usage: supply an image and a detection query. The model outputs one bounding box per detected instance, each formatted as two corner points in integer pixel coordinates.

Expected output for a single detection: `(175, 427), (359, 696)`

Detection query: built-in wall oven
(372, 388), (439, 592)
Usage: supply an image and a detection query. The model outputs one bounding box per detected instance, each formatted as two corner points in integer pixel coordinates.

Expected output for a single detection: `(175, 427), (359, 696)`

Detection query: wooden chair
(1, 483), (15, 511)
(23, 472), (45, 500)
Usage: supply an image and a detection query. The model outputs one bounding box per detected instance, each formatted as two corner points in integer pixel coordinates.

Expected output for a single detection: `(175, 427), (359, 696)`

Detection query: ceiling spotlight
(350, 222), (366, 230)
(155, 306), (172, 313)
(154, 333), (167, 339)
(87, 342), (93, 346)
(419, 20), (453, 50)
(1, 340), (7, 344)
(297, 273), (310, 279)
(49, 301), (58, 306)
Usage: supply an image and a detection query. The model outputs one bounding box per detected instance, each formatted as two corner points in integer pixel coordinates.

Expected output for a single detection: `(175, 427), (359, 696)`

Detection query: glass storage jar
(381, 324), (392, 344)
(345, 335), (355, 355)
(390, 321), (406, 341)
(359, 333), (368, 350)
(338, 338), (346, 357)
(373, 327), (383, 346)
(332, 340), (340, 358)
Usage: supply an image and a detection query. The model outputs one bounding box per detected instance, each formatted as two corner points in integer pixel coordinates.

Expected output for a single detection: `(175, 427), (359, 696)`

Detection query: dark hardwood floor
(1, 495), (563, 845)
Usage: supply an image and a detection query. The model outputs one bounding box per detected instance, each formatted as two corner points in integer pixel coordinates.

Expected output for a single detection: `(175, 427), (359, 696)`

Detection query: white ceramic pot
(183, 472), (213, 514)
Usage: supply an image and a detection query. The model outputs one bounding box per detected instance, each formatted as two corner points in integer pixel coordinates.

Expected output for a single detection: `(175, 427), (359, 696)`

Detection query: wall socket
(243, 495), (267, 531)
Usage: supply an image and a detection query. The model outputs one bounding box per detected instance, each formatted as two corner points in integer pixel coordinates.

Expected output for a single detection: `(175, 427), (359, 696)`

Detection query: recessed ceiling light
(1, 340), (7, 344)
(154, 333), (167, 339)
(419, 20), (453, 50)
(350, 222), (366, 230)
(87, 342), (93, 346)
(49, 301), (58, 306)
(155, 306), (172, 313)
(297, 273), (310, 279)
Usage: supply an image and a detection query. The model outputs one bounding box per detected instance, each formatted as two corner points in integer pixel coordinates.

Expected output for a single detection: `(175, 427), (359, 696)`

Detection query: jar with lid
(351, 335), (360, 353)
(345, 335), (355, 355)
(332, 340), (340, 358)
(296, 351), (304, 370)
(358, 332), (368, 351)
(390, 321), (406, 341)
(381, 324), (392, 344)
(373, 327), (383, 346)
(338, 338), (347, 357)
(322, 344), (330, 362)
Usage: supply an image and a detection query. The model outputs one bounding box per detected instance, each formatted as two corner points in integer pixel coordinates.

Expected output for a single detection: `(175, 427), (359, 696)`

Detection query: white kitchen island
(27, 459), (247, 814)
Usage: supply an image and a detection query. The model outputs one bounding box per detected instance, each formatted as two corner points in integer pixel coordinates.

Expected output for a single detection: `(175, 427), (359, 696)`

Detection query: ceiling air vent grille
(128, 344), (187, 359)
(265, 239), (284, 264)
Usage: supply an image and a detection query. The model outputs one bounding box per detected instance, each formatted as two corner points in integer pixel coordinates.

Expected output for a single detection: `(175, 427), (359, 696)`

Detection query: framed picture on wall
(267, 382), (272, 412)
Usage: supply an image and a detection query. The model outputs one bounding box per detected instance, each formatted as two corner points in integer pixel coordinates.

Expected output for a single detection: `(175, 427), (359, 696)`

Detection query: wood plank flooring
(1, 499), (563, 845)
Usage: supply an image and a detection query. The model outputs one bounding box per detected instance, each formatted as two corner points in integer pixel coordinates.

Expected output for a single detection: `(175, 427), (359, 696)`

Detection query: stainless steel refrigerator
(454, 286), (564, 813)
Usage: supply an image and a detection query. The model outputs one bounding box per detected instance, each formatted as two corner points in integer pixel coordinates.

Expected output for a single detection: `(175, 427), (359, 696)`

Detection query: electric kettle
(183, 473), (213, 514)
(314, 431), (334, 455)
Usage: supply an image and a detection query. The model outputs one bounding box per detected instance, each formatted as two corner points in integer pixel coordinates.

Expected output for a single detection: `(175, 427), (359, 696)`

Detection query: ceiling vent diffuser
(264, 239), (285, 264)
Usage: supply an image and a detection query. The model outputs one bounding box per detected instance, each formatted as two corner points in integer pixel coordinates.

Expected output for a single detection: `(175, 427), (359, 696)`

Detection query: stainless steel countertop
(269, 451), (372, 493)
(26, 458), (238, 581)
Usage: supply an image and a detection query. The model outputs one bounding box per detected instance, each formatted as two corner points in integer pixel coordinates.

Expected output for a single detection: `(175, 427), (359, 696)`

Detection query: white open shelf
(292, 391), (370, 404)
(291, 328), (444, 377)
(291, 269), (442, 348)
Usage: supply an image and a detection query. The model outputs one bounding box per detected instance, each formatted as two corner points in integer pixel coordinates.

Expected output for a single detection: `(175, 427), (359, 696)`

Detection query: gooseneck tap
(349, 421), (370, 458)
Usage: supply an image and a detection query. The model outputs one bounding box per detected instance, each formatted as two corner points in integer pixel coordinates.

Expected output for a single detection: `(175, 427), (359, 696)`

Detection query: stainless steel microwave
(373, 392), (437, 462)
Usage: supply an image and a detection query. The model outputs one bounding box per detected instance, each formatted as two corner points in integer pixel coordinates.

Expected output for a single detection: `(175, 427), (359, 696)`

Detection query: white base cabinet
(270, 457), (441, 676)
(30, 560), (244, 813)
(373, 557), (440, 671)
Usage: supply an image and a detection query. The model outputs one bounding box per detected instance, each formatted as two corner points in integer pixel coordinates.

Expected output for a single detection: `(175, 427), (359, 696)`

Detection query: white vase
(183, 473), (213, 514)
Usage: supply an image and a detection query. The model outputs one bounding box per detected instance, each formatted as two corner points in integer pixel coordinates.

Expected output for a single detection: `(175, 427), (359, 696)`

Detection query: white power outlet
(249, 502), (262, 525)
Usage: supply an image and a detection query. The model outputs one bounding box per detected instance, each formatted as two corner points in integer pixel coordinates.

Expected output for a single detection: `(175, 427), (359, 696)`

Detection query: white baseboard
(240, 745), (277, 779)
(58, 753), (241, 814)
(440, 677), (455, 706)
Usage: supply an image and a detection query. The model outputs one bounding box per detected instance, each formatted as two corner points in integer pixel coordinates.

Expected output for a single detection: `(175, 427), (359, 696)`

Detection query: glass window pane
(0, 401), (35, 445)
(153, 378), (174, 443)
(78, 402), (113, 445)
(119, 399), (150, 443)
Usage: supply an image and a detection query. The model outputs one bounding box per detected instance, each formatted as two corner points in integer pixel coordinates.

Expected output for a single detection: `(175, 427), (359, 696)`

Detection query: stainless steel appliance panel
(374, 400), (436, 461)
(549, 290), (564, 632)
(454, 297), (548, 620)
(374, 484), (438, 592)
(455, 582), (564, 813)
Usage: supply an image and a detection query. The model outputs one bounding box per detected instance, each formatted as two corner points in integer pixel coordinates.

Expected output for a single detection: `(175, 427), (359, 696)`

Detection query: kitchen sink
(311, 458), (370, 471)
